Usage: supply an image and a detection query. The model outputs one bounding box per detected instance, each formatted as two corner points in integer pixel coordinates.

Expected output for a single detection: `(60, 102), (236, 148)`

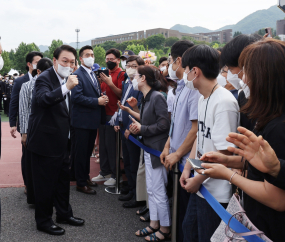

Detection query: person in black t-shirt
(199, 38), (285, 242)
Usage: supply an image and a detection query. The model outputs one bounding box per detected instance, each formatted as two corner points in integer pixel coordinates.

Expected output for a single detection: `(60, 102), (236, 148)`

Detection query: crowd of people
(0, 34), (285, 241)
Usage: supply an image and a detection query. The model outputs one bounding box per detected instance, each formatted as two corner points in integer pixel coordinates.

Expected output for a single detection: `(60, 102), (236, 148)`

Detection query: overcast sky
(0, 0), (279, 51)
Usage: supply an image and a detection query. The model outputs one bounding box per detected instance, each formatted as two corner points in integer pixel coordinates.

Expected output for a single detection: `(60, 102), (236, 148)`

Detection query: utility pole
(75, 29), (80, 50)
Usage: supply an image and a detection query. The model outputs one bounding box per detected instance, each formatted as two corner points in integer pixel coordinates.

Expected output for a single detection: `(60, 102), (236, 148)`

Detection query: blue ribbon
(125, 133), (264, 242)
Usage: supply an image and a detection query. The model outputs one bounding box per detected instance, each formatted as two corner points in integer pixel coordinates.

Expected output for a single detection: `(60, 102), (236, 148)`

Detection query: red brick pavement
(0, 121), (102, 188)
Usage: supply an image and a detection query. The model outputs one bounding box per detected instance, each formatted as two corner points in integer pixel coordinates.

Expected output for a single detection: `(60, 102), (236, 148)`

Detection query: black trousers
(31, 150), (73, 228)
(73, 128), (97, 187)
(25, 148), (35, 204)
(122, 135), (140, 196)
(21, 137), (27, 186)
(99, 118), (116, 178)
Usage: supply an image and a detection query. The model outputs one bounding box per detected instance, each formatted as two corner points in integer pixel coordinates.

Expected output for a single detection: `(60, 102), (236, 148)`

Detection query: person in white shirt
(180, 45), (239, 242)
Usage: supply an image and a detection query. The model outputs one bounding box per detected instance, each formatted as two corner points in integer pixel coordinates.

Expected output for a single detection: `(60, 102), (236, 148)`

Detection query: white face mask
(183, 69), (197, 90)
(227, 69), (242, 90)
(132, 78), (139, 91)
(57, 62), (71, 78)
(83, 57), (94, 68)
(240, 80), (250, 99)
(32, 64), (37, 70)
(168, 59), (179, 80)
(121, 60), (126, 69)
(126, 68), (136, 79)
(160, 66), (166, 72)
(0, 56), (4, 70)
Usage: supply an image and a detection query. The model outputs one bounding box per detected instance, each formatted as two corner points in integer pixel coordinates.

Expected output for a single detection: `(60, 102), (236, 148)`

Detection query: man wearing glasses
(114, 55), (145, 208)
(91, 48), (124, 186)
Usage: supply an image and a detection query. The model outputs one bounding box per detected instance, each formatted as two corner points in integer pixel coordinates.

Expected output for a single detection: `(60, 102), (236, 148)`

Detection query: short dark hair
(220, 34), (262, 68)
(182, 45), (220, 80)
(137, 65), (168, 92)
(106, 48), (121, 59)
(126, 55), (145, 65)
(25, 51), (43, 71)
(53, 45), (77, 60)
(32, 58), (53, 77)
(159, 57), (168, 65)
(79, 45), (93, 57)
(171, 40), (194, 60)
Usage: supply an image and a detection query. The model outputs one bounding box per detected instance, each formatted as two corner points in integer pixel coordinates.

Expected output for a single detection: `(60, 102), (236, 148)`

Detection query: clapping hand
(226, 126), (280, 177)
(129, 117), (141, 135)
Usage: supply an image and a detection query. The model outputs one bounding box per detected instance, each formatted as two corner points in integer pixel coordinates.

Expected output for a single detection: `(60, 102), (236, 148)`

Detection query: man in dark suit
(27, 45), (84, 235)
(114, 55), (144, 208)
(5, 78), (13, 117)
(9, 51), (43, 191)
(71, 45), (108, 194)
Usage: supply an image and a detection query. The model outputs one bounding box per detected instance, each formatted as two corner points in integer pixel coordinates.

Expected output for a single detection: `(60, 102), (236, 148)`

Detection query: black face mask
(106, 61), (117, 70)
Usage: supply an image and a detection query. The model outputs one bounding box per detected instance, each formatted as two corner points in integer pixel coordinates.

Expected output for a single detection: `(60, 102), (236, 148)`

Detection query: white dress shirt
(81, 65), (100, 90)
(28, 71), (33, 81)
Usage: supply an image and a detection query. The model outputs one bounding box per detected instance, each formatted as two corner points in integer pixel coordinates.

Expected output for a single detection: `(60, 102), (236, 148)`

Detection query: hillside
(171, 5), (285, 34)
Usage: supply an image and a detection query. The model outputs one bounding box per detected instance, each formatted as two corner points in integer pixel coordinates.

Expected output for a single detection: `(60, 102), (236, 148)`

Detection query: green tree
(100, 41), (118, 51)
(43, 50), (50, 58)
(48, 39), (63, 59)
(152, 48), (165, 67)
(274, 36), (281, 40)
(0, 51), (12, 75)
(9, 49), (15, 67)
(125, 44), (145, 55)
(14, 42), (40, 73)
(165, 37), (179, 47)
(233, 31), (242, 37)
(93, 46), (106, 68)
(212, 43), (220, 49)
(145, 34), (165, 49)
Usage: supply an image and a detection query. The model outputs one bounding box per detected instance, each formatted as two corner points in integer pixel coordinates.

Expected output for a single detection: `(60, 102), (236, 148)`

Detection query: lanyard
(172, 86), (185, 120)
(198, 83), (218, 149)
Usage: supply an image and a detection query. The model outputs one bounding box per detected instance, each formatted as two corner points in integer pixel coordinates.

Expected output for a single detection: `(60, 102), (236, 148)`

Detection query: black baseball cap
(120, 50), (135, 59)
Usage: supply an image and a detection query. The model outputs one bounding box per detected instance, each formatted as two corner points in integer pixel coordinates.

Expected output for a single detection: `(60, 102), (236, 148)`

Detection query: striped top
(19, 76), (37, 134)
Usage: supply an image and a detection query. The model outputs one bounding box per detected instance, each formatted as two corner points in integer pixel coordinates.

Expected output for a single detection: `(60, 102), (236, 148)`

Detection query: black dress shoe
(56, 216), (85, 226)
(123, 199), (146, 208)
(118, 192), (133, 201)
(120, 186), (129, 195)
(87, 179), (98, 187)
(37, 224), (65, 235)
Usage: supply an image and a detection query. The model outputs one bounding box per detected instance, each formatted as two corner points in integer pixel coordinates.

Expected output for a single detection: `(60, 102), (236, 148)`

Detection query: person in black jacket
(9, 51), (42, 191)
(27, 45), (84, 236)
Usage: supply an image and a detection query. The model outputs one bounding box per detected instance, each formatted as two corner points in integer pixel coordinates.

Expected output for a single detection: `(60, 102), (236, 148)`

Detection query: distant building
(277, 19), (285, 35)
(90, 28), (233, 46)
(197, 29), (232, 44)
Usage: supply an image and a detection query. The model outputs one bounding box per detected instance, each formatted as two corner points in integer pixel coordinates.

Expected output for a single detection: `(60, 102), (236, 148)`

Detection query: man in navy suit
(114, 55), (144, 208)
(71, 45), (109, 195)
(9, 51), (42, 190)
(27, 45), (84, 235)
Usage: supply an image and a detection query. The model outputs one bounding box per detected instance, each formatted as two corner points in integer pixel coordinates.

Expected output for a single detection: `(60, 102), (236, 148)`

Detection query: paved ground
(0, 118), (145, 242)
(1, 186), (145, 242)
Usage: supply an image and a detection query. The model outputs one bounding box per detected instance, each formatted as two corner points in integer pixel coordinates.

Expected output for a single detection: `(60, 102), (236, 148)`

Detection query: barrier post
(171, 162), (179, 242)
(105, 131), (121, 194)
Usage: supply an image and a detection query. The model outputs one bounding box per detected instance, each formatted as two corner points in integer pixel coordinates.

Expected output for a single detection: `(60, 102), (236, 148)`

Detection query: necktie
(90, 72), (100, 93)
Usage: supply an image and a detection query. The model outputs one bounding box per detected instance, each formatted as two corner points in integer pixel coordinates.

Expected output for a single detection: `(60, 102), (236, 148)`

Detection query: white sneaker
(91, 174), (111, 182)
(104, 177), (124, 186)
(104, 178), (116, 186)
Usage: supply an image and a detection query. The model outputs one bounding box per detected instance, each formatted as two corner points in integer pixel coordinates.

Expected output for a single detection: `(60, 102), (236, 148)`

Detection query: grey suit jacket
(140, 89), (170, 168)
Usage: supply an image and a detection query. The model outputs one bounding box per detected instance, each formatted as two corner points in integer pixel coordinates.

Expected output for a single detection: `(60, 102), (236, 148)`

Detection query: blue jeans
(182, 193), (228, 242)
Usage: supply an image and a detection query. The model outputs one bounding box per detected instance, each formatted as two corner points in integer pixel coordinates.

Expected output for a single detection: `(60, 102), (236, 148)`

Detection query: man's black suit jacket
(27, 67), (70, 158)
(9, 73), (30, 132)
